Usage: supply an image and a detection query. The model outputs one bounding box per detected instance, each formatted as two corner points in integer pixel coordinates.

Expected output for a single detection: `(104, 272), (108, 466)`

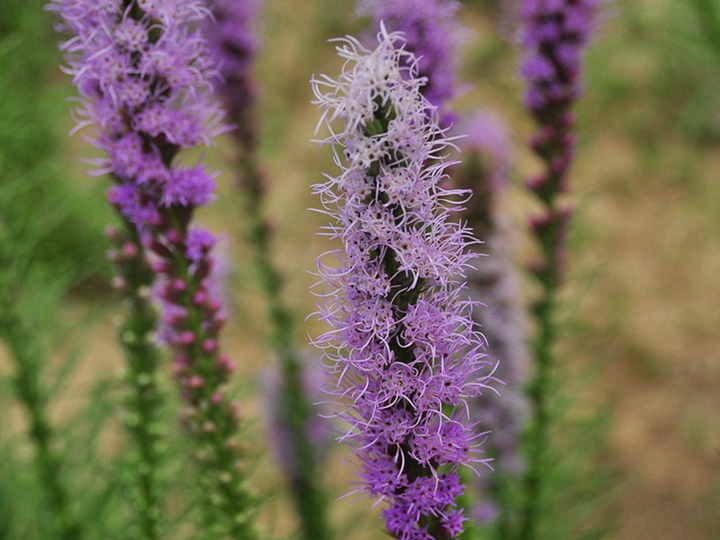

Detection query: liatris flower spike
(521, 0), (600, 283)
(312, 28), (495, 540)
(521, 0), (598, 171)
(357, 0), (463, 128)
(260, 350), (333, 483)
(49, 0), (224, 231)
(49, 1), (257, 536)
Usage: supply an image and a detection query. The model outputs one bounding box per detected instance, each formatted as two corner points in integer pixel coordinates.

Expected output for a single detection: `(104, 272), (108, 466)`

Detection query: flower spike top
(49, 0), (224, 228)
(357, 0), (462, 128)
(312, 28), (494, 540)
(520, 0), (599, 201)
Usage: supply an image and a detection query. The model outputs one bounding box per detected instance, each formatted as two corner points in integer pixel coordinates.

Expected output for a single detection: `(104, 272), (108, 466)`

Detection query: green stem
(113, 222), (166, 539)
(519, 288), (556, 540)
(241, 157), (332, 540)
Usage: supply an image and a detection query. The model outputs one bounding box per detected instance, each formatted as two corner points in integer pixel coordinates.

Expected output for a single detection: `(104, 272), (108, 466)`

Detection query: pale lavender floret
(260, 351), (333, 480)
(459, 111), (513, 192)
(357, 0), (463, 127)
(312, 29), (494, 540)
(452, 111), (530, 523)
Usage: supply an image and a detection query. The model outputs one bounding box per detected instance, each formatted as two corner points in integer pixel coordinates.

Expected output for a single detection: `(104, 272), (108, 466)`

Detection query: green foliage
(0, 0), (109, 286)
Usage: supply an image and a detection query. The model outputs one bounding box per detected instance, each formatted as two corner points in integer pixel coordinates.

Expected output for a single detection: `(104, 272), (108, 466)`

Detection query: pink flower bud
(178, 330), (196, 346)
(201, 339), (217, 353)
(121, 242), (138, 258)
(166, 229), (181, 244)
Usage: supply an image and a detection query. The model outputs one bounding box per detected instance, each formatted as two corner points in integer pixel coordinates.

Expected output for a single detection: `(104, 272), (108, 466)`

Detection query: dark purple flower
(357, 0), (463, 128)
(312, 29), (494, 540)
(520, 0), (599, 202)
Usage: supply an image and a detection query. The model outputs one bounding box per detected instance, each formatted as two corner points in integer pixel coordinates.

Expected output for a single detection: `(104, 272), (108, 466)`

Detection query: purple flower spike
(50, 1), (257, 535)
(261, 350), (333, 483)
(518, 2), (600, 536)
(520, 0), (599, 203)
(206, 0), (260, 155)
(49, 0), (225, 231)
(357, 0), (463, 128)
(312, 29), (494, 540)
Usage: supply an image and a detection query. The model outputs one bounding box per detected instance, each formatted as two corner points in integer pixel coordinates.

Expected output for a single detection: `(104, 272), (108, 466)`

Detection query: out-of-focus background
(1, 0), (719, 538)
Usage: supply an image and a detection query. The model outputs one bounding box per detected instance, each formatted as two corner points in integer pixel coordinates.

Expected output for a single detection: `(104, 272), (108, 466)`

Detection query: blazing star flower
(357, 0), (463, 127)
(517, 2), (600, 536)
(50, 1), (257, 535)
(49, 0), (224, 229)
(312, 28), (494, 540)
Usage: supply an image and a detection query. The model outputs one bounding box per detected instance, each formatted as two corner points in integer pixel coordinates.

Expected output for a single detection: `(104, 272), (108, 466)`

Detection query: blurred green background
(0, 0), (718, 538)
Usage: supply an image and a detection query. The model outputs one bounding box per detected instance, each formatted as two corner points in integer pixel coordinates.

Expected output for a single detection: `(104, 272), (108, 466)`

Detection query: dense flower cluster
(452, 112), (530, 523)
(312, 29), (493, 540)
(50, 1), (257, 536)
(520, 0), (599, 280)
(521, 0), (598, 121)
(357, 0), (462, 127)
(50, 0), (224, 228)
